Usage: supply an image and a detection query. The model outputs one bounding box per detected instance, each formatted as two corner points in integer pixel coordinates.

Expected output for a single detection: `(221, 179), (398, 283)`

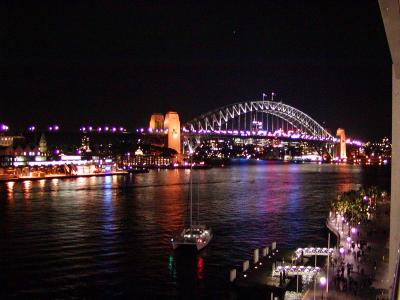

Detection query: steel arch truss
(183, 101), (333, 140)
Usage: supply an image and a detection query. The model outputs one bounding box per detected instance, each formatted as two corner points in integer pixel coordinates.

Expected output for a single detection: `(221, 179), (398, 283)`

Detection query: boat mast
(197, 179), (200, 225)
(190, 156), (193, 229)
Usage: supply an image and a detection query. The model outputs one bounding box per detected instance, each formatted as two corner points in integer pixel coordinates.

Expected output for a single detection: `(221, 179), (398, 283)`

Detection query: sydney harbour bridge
(145, 98), (354, 160)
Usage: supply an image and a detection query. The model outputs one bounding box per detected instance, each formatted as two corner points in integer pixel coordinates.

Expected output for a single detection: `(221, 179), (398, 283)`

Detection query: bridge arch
(183, 101), (333, 140)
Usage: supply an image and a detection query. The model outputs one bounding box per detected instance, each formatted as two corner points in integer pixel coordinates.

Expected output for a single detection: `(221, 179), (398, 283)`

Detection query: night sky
(1, 1), (392, 140)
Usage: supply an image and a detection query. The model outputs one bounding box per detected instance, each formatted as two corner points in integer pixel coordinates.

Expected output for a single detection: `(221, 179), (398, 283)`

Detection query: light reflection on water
(0, 162), (390, 298)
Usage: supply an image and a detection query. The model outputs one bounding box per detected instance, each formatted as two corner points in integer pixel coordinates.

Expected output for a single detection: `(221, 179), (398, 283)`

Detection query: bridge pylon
(334, 128), (347, 160)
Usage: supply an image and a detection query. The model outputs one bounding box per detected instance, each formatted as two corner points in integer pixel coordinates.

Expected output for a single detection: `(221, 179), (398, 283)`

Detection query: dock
(230, 243), (291, 298)
(230, 241), (334, 299)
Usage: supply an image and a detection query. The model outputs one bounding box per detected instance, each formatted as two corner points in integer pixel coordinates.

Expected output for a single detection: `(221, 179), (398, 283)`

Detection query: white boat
(171, 164), (213, 251)
(171, 225), (213, 251)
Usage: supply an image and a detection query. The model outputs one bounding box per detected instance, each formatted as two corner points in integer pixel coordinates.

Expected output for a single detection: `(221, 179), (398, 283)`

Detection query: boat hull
(171, 231), (213, 251)
(172, 238), (212, 251)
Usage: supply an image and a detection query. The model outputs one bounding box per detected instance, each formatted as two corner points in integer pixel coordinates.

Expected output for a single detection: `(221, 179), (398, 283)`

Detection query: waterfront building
(38, 133), (47, 154)
(0, 134), (47, 167)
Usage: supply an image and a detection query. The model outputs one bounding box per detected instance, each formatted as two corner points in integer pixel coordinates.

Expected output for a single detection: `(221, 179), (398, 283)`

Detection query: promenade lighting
(49, 125), (59, 131)
(0, 124), (9, 131)
(320, 277), (327, 299)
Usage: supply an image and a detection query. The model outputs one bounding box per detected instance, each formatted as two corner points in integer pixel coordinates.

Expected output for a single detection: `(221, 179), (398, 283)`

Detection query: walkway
(302, 200), (390, 300)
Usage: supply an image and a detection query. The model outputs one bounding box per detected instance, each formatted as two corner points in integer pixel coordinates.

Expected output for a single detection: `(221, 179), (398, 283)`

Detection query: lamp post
(313, 272), (316, 300)
(320, 276), (326, 299)
(326, 233), (330, 295)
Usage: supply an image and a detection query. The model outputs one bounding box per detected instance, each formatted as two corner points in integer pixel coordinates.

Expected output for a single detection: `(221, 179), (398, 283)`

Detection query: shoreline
(0, 171), (129, 183)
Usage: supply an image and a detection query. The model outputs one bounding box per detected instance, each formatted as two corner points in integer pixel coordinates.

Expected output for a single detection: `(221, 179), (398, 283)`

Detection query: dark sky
(1, 1), (392, 140)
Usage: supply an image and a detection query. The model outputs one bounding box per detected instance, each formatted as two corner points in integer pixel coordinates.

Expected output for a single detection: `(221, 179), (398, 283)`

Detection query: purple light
(351, 227), (357, 234)
(105, 126), (109, 131)
(112, 127), (117, 132)
(97, 127), (102, 132)
(319, 277), (326, 286)
(48, 126), (53, 131)
(339, 247), (345, 254)
(54, 125), (59, 130)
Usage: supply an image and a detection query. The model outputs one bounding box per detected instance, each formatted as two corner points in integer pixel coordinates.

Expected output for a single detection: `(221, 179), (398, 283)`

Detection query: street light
(320, 276), (326, 299)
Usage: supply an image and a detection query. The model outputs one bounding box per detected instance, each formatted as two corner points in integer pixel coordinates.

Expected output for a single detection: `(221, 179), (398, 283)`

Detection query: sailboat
(171, 165), (213, 251)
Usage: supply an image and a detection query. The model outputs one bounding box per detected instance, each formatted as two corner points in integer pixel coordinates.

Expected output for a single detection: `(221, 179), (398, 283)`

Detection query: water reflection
(102, 175), (114, 234)
(6, 181), (15, 193)
(197, 256), (204, 280)
(22, 180), (32, 201)
(51, 178), (60, 193)
(168, 255), (177, 281)
(6, 181), (15, 203)
(39, 179), (46, 189)
(0, 164), (390, 299)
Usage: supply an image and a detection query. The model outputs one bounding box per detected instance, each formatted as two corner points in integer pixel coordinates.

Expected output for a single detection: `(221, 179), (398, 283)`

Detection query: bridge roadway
(182, 130), (336, 144)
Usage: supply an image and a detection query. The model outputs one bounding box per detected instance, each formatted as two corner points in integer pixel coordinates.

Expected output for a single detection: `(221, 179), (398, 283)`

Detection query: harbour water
(0, 162), (390, 298)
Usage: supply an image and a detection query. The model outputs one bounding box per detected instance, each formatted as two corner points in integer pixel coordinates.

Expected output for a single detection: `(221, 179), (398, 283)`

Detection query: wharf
(232, 245), (292, 299)
(234, 260), (289, 298)
(302, 203), (390, 300)
(0, 171), (129, 182)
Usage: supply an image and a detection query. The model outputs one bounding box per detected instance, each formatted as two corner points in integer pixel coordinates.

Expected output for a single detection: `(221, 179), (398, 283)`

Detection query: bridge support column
(164, 112), (181, 154)
(335, 128), (346, 160)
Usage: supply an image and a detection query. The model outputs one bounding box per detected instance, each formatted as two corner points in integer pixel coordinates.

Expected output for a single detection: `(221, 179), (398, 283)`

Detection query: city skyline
(0, 2), (397, 299)
(1, 1), (391, 139)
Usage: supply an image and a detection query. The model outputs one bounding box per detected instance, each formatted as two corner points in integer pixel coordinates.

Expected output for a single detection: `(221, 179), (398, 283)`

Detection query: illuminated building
(39, 133), (47, 154)
(0, 134), (46, 167)
(81, 135), (91, 153)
